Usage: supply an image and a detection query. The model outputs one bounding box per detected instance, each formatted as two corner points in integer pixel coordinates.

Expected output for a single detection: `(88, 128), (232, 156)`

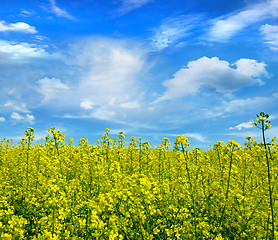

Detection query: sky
(0, 0), (278, 148)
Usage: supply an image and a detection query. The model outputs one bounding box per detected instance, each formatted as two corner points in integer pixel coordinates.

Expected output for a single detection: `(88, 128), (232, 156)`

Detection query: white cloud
(227, 126), (278, 141)
(120, 101), (140, 109)
(4, 100), (30, 113)
(269, 114), (278, 120)
(0, 20), (37, 33)
(164, 132), (206, 142)
(114, 0), (152, 16)
(268, 126), (278, 138)
(202, 93), (278, 119)
(49, 0), (75, 20)
(11, 112), (35, 124)
(207, 0), (278, 42)
(70, 38), (145, 111)
(11, 112), (24, 120)
(150, 15), (201, 50)
(155, 57), (268, 103)
(0, 117), (5, 122)
(32, 38), (147, 122)
(260, 24), (278, 50)
(223, 96), (270, 113)
(90, 107), (116, 121)
(37, 77), (69, 103)
(226, 131), (260, 138)
(19, 10), (34, 17)
(229, 121), (253, 130)
(235, 58), (268, 78)
(0, 40), (48, 61)
(80, 100), (95, 110)
(183, 133), (206, 142)
(25, 114), (35, 124)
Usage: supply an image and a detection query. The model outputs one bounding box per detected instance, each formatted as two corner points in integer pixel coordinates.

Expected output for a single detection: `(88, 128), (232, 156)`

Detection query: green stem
(181, 143), (197, 240)
(26, 136), (31, 198)
(52, 205), (55, 235)
(53, 134), (64, 178)
(139, 141), (142, 174)
(213, 147), (234, 240)
(262, 122), (275, 240)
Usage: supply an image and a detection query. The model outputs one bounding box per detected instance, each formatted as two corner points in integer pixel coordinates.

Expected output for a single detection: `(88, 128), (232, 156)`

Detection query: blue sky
(0, 0), (278, 147)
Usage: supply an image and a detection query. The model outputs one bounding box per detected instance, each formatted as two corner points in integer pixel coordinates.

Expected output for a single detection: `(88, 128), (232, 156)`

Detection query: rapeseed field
(0, 113), (277, 239)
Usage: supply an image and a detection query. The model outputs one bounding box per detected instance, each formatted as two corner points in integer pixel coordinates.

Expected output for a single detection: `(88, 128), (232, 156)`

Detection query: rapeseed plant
(0, 124), (277, 239)
(253, 112), (275, 239)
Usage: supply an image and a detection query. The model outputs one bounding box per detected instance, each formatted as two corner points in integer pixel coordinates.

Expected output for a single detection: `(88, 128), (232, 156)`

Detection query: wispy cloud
(120, 101), (141, 109)
(150, 15), (201, 50)
(19, 10), (34, 18)
(0, 40), (48, 61)
(183, 133), (207, 142)
(223, 96), (273, 113)
(154, 57), (268, 103)
(0, 117), (5, 122)
(72, 38), (145, 107)
(207, 0), (278, 42)
(49, 0), (75, 20)
(4, 100), (30, 113)
(114, 0), (152, 16)
(155, 132), (207, 143)
(227, 126), (278, 140)
(0, 20), (37, 33)
(229, 121), (253, 130)
(260, 24), (278, 50)
(90, 107), (116, 121)
(201, 93), (278, 119)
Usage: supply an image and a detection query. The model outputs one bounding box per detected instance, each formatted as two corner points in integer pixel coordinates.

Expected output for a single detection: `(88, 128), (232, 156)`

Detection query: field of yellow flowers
(0, 115), (277, 239)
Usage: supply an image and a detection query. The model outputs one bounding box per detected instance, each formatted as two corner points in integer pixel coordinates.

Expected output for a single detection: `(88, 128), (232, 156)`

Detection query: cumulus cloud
(0, 40), (48, 61)
(11, 112), (24, 120)
(155, 57), (268, 103)
(150, 15), (201, 50)
(37, 77), (69, 103)
(0, 117), (5, 122)
(114, 0), (152, 16)
(207, 0), (278, 42)
(0, 20), (37, 33)
(49, 0), (75, 20)
(260, 24), (278, 50)
(11, 112), (35, 124)
(229, 121), (253, 130)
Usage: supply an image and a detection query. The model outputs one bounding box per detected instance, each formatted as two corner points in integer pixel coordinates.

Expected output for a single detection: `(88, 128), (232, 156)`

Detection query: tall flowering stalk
(253, 112), (275, 239)
(213, 140), (241, 239)
(47, 127), (77, 235)
(24, 127), (34, 198)
(47, 127), (65, 178)
(175, 135), (197, 239)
